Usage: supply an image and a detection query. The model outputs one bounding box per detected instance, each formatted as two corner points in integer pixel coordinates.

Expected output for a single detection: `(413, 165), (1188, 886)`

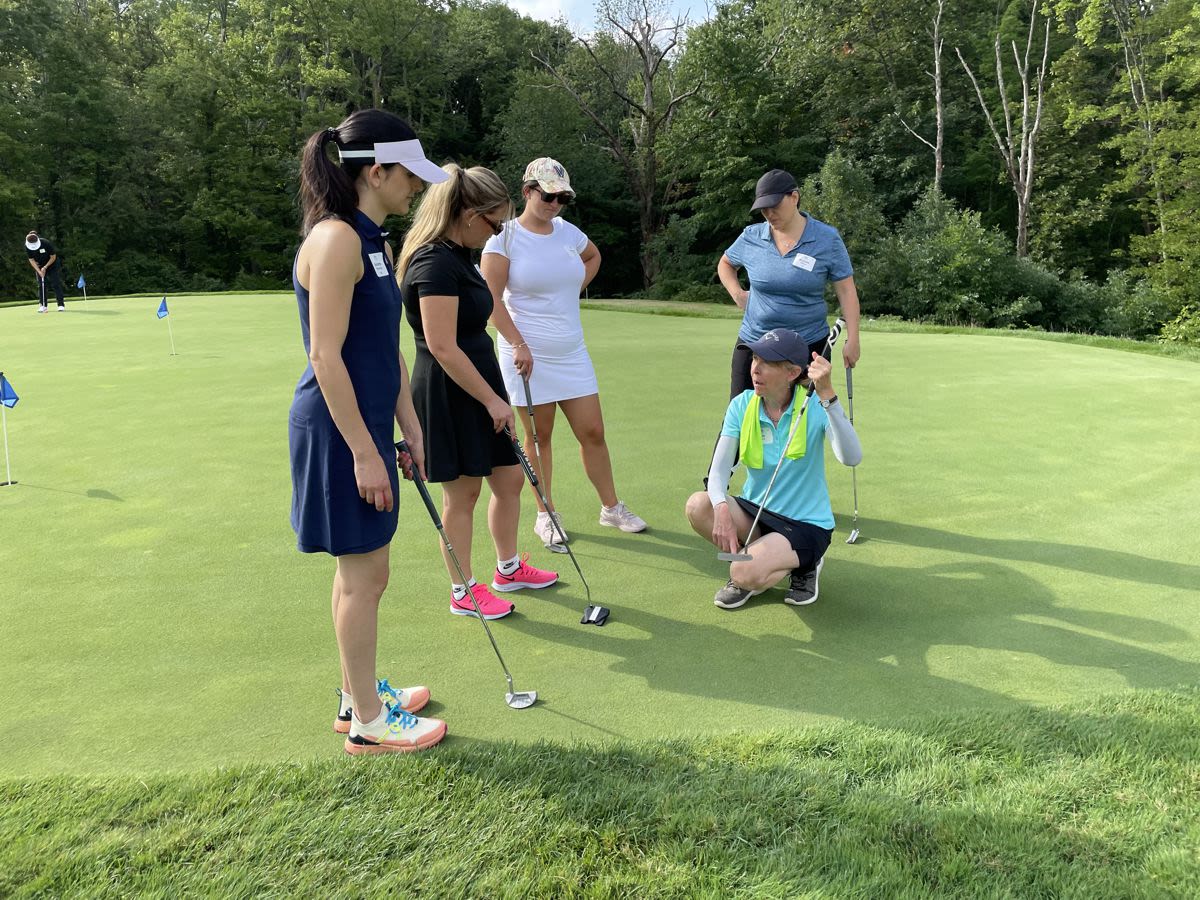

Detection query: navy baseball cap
(750, 169), (798, 211)
(739, 329), (810, 366)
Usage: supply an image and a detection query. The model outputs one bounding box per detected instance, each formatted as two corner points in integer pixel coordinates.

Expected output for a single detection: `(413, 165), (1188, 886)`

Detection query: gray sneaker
(713, 580), (763, 610)
(598, 501), (647, 533)
(784, 556), (825, 606)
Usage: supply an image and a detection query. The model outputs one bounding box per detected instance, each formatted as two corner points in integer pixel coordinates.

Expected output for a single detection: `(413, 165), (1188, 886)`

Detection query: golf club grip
(506, 431), (539, 485)
(395, 441), (443, 527)
(521, 375), (535, 417)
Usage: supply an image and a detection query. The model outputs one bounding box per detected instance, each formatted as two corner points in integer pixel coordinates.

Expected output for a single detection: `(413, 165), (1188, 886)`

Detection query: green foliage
(1160, 305), (1200, 344)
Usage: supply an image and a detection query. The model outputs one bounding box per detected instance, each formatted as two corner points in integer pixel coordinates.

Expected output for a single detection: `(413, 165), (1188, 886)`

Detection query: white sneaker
(37, 307), (47, 314)
(599, 501), (647, 533)
(345, 704), (446, 755)
(533, 510), (568, 545)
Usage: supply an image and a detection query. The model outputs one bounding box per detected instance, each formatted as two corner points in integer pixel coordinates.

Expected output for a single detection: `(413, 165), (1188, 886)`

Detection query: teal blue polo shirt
(723, 215), (853, 345)
(721, 388), (834, 529)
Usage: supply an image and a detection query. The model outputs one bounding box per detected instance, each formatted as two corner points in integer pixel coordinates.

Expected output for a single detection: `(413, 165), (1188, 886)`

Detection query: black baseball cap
(750, 169), (798, 211)
(739, 329), (810, 366)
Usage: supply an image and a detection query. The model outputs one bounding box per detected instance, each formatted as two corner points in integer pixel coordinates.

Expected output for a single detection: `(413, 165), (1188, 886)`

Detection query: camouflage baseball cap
(522, 157), (575, 197)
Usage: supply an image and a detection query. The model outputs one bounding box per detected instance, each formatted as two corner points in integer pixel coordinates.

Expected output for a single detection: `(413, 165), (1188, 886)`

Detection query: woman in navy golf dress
(289, 109), (449, 755)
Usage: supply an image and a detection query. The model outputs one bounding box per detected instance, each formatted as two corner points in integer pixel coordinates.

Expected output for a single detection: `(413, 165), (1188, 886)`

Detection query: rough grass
(2, 689), (1198, 897)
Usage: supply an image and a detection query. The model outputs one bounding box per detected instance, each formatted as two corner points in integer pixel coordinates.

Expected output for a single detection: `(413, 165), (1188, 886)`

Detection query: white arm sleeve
(824, 400), (862, 466)
(706, 435), (739, 507)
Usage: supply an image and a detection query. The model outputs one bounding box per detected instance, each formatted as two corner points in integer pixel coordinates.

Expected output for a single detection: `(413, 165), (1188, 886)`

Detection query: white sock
(498, 555), (520, 576)
(338, 690), (353, 716)
(603, 502), (620, 513)
(451, 579), (477, 600)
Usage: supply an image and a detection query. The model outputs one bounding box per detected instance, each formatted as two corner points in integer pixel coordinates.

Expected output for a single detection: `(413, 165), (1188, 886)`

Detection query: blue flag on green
(77, 273), (86, 289)
(157, 297), (169, 319)
(0, 374), (17, 409)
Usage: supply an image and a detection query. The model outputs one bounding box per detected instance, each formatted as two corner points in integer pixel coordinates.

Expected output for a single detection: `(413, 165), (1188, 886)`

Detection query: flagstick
(166, 315), (177, 356)
(1, 403), (13, 487)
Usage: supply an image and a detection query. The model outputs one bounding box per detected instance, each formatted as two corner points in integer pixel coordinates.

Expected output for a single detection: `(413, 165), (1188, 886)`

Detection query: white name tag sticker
(368, 252), (389, 278)
(761, 430), (774, 445)
(793, 254), (816, 271)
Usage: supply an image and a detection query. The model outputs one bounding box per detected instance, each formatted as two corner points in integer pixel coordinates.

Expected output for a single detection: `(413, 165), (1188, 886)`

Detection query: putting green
(1, 295), (1197, 776)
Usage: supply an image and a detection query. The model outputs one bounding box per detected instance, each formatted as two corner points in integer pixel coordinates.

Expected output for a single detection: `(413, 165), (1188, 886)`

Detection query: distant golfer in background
(716, 169), (862, 397)
(685, 329), (862, 609)
(290, 109), (449, 755)
(25, 231), (66, 312)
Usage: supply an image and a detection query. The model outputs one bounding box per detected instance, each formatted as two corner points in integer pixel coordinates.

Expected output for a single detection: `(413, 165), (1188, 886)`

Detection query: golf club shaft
(396, 441), (519, 692)
(505, 429), (591, 604)
(846, 366), (860, 530)
(521, 375), (561, 547)
(735, 319), (844, 554)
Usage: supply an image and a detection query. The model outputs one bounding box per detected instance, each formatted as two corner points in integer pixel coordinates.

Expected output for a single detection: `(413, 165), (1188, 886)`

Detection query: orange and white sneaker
(450, 582), (515, 620)
(491, 553), (559, 593)
(345, 704), (446, 755)
(334, 679), (431, 734)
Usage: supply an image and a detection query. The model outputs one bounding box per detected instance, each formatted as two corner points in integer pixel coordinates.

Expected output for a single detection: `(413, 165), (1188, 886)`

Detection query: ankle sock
(451, 579), (477, 601)
(352, 704), (389, 734)
(497, 555), (520, 576)
(338, 690), (353, 716)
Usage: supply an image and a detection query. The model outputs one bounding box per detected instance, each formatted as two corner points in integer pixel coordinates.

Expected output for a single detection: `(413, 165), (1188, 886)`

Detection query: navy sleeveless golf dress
(289, 211), (402, 556)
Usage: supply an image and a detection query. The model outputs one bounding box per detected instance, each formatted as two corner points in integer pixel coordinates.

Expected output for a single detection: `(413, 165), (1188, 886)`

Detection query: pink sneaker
(450, 582), (515, 620)
(491, 553), (559, 592)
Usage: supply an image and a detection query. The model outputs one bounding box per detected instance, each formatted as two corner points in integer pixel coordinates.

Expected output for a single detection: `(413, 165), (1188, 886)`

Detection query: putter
(395, 441), (537, 710)
(845, 365), (861, 544)
(718, 318), (845, 562)
(505, 428), (592, 608)
(38, 275), (46, 310)
(521, 375), (567, 554)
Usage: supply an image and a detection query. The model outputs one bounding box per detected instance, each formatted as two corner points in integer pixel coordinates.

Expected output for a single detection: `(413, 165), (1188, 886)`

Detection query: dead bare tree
(897, 0), (947, 191)
(531, 0), (700, 287)
(955, 2), (1050, 257)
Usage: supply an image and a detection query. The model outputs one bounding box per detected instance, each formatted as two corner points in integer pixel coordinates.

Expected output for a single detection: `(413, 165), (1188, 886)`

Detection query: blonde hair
(396, 163), (513, 280)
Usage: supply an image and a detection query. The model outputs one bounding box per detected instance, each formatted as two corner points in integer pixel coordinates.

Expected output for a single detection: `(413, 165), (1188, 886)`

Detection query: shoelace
(384, 705), (419, 733)
(376, 678), (400, 707)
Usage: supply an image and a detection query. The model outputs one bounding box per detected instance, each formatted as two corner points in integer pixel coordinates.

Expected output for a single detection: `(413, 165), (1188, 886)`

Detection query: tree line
(3, 0), (1197, 341)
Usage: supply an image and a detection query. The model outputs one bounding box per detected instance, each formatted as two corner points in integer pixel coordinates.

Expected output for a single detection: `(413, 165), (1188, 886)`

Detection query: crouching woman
(685, 328), (861, 609)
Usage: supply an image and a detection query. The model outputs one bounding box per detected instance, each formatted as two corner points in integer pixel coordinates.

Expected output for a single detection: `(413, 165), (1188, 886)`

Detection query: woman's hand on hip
(354, 449), (394, 512)
(485, 395), (515, 434)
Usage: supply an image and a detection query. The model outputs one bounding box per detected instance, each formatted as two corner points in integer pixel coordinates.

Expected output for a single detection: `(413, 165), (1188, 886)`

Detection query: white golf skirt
(498, 341), (599, 406)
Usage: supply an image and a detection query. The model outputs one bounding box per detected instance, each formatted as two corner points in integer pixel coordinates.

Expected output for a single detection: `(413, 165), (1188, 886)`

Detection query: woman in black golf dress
(397, 164), (559, 622)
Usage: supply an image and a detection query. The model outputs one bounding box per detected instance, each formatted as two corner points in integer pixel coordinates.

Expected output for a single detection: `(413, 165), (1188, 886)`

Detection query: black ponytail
(297, 109), (424, 235)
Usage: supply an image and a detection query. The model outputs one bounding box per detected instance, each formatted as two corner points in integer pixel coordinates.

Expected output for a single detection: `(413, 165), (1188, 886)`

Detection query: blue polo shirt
(723, 215), (853, 345)
(721, 388), (834, 529)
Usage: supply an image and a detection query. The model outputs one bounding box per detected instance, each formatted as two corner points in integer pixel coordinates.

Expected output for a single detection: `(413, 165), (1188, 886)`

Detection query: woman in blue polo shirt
(684, 328), (862, 610)
(717, 168), (862, 398)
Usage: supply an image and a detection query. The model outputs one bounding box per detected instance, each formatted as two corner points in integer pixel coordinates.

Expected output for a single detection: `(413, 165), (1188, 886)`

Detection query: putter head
(717, 551), (753, 562)
(545, 540), (569, 554)
(846, 528), (861, 544)
(505, 691), (537, 709)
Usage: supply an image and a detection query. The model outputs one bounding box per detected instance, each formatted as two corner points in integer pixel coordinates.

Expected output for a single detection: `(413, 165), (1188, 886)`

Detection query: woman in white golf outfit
(481, 157), (647, 546)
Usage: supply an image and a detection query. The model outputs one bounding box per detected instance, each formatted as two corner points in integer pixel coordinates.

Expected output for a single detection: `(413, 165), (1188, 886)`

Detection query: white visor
(339, 139), (448, 183)
(25, 238), (41, 250)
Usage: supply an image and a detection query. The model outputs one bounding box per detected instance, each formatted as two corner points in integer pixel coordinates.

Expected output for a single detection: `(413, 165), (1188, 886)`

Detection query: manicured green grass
(1, 294), (1198, 779)
(2, 689), (1197, 896)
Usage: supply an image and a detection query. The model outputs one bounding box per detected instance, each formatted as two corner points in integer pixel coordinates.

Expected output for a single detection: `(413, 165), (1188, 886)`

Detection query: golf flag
(0, 372), (15, 486)
(0, 374), (16, 408)
(77, 273), (86, 289)
(158, 297), (177, 355)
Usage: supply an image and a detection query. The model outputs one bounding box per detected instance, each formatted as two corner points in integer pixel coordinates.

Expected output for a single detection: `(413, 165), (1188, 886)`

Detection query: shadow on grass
(861, 517), (1200, 592)
(17, 483), (123, 501)
(509, 548), (1198, 728)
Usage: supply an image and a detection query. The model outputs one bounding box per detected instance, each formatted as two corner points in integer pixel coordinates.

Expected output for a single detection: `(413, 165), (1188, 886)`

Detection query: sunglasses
(479, 213), (504, 236)
(534, 189), (572, 206)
